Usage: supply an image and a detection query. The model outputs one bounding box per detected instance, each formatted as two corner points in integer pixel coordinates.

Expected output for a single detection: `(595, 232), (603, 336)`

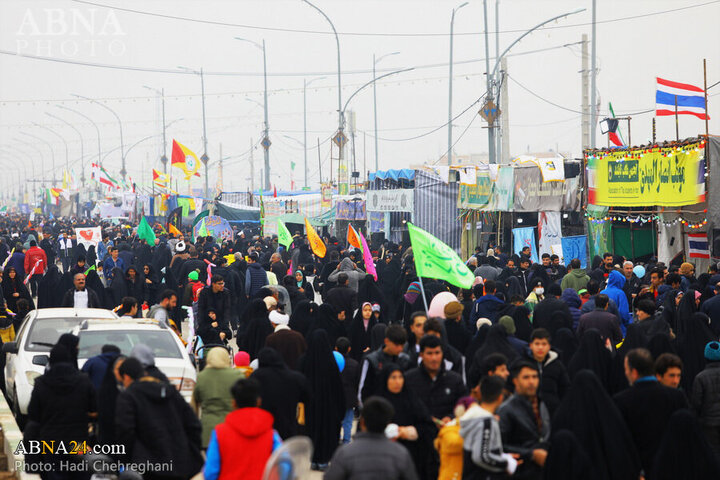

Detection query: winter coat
(497, 394), (550, 479)
(470, 294), (505, 324)
(324, 432), (419, 480)
(324, 284), (358, 319)
(245, 262), (268, 297)
(524, 350), (570, 416)
(577, 309), (624, 345)
(192, 362), (244, 447)
(197, 287), (233, 345)
(601, 270), (631, 332)
(435, 421), (464, 480)
(81, 351), (119, 391)
(700, 293), (720, 335)
(560, 288), (583, 329)
(560, 268), (590, 292)
(405, 364), (467, 420)
(23, 246), (47, 276)
(691, 362), (720, 427)
(328, 257), (366, 292)
(459, 404), (510, 480)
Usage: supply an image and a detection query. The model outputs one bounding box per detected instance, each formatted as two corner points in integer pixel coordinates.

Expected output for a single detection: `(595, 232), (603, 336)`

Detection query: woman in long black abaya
(652, 409), (720, 479)
(543, 430), (597, 480)
(306, 303), (346, 345)
(347, 302), (378, 362)
(37, 265), (62, 308)
(674, 312), (715, 392)
(240, 299), (272, 360)
(568, 329), (612, 390)
(610, 323), (648, 393)
(288, 300), (316, 336)
(552, 370), (641, 480)
(300, 329), (345, 469)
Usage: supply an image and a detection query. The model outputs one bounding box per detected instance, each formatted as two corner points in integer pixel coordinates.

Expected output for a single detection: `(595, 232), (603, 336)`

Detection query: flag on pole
(137, 216), (157, 245)
(171, 139), (201, 180)
(191, 210), (209, 242)
(277, 219), (293, 248)
(347, 224), (362, 251)
(607, 102), (624, 146)
(23, 260), (42, 285)
(359, 231), (377, 281)
(407, 222), (474, 289)
(656, 77), (709, 120)
(198, 218), (209, 237)
(96, 165), (119, 188)
(304, 218), (326, 258)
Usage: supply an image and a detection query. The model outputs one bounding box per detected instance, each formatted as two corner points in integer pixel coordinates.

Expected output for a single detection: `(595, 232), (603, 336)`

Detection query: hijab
(369, 323), (387, 351)
(240, 299), (272, 360)
(289, 300), (316, 336)
(56, 333), (80, 370)
(568, 329), (612, 389)
(375, 364), (432, 427)
(553, 327), (579, 367)
(675, 312), (715, 392)
(347, 303), (378, 361)
(674, 288), (699, 337)
(473, 324), (519, 366)
(552, 370), (642, 480)
(647, 333), (675, 359)
(653, 409), (720, 479)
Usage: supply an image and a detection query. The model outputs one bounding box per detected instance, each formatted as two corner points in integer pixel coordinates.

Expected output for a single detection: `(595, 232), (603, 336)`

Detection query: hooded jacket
(560, 288), (583, 329)
(459, 404), (511, 480)
(245, 262), (268, 297)
(601, 270), (631, 332)
(328, 257), (366, 292)
(115, 377), (203, 478)
(470, 294), (505, 325)
(560, 268), (589, 292)
(524, 349), (570, 416)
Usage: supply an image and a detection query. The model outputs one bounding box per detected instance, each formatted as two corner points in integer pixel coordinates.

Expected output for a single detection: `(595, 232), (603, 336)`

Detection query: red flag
(273, 185), (277, 198)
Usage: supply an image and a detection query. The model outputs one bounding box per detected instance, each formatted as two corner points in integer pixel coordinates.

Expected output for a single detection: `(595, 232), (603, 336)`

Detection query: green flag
(137, 216), (157, 245)
(407, 222), (474, 289)
(277, 219), (293, 249)
(84, 264), (96, 276)
(198, 218), (209, 237)
(191, 210), (209, 242)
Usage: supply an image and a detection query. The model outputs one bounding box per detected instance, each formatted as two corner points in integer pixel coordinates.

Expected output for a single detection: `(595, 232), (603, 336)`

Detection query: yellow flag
(168, 224), (181, 236)
(347, 224), (362, 251)
(304, 218), (326, 258)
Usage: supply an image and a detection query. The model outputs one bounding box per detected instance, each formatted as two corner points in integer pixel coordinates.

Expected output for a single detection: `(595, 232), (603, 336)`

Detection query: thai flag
(656, 77), (708, 120)
(688, 233), (710, 259)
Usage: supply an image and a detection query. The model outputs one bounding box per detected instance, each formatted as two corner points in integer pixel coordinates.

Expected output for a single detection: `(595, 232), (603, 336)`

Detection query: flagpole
(674, 95), (679, 141)
(417, 276), (430, 314)
(704, 58), (709, 139)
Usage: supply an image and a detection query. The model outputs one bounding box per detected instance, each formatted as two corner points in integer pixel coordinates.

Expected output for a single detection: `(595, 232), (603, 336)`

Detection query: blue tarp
(369, 169), (415, 182)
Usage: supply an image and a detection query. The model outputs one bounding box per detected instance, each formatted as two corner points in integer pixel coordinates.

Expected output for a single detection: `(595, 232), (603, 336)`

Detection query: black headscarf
(647, 333), (675, 360)
(568, 329), (612, 390)
(553, 327), (579, 367)
(240, 299), (272, 360)
(307, 303), (346, 345)
(3, 267), (33, 312)
(288, 300), (316, 336)
(674, 289), (699, 338)
(543, 430), (597, 480)
(300, 329), (345, 464)
(37, 265), (63, 308)
(552, 370), (642, 480)
(56, 333), (80, 370)
(473, 324), (519, 365)
(610, 323), (648, 393)
(97, 355), (125, 445)
(674, 312), (715, 392)
(357, 275), (387, 319)
(652, 409), (720, 479)
(347, 304), (378, 362)
(369, 323), (387, 351)
(105, 267), (128, 308)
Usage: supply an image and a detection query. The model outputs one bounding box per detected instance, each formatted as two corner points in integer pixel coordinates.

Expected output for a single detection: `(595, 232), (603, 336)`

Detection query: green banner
(458, 169), (492, 209)
(407, 222), (474, 289)
(277, 219), (293, 248)
(587, 216), (612, 261)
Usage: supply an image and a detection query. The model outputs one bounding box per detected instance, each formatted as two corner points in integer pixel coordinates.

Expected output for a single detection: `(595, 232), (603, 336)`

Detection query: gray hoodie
(459, 404), (510, 474)
(327, 257), (366, 292)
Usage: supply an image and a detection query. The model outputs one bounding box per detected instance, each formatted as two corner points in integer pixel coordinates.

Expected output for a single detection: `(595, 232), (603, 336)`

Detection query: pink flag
(24, 260), (42, 285)
(287, 259), (293, 276)
(360, 231), (377, 281)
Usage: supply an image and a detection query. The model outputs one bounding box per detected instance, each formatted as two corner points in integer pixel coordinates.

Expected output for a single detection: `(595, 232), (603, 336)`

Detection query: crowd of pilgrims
(2, 213), (720, 479)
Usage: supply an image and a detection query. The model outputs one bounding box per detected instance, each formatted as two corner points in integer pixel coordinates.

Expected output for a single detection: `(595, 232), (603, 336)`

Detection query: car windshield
(25, 318), (86, 352)
(78, 330), (182, 359)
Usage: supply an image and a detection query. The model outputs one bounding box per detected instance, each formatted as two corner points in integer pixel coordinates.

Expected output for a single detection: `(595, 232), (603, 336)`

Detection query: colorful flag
(688, 233), (710, 259)
(304, 218), (326, 258)
(97, 165), (118, 188)
(656, 77), (709, 120)
(277, 219), (293, 248)
(191, 209), (209, 242)
(198, 218), (209, 237)
(407, 222), (473, 289)
(347, 224), (362, 251)
(607, 102), (624, 146)
(166, 207), (183, 234)
(24, 260), (42, 285)
(171, 139), (201, 180)
(359, 231), (377, 281)
(137, 216), (156, 245)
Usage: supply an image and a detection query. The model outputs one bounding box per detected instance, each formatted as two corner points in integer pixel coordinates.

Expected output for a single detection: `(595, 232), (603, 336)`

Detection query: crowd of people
(2, 212), (720, 480)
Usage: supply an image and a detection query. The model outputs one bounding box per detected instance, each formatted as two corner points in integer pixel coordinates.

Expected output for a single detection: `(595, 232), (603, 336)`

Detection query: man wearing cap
(443, 301), (469, 354)
(691, 341), (720, 458)
(700, 283), (720, 336)
(182, 270), (204, 306)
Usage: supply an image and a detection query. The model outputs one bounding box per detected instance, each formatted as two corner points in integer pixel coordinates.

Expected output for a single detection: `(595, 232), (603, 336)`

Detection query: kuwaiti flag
(656, 77), (709, 120)
(688, 232), (710, 259)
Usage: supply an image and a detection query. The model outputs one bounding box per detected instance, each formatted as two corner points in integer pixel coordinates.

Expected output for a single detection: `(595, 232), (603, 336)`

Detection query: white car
(73, 318), (196, 402)
(3, 308), (119, 422)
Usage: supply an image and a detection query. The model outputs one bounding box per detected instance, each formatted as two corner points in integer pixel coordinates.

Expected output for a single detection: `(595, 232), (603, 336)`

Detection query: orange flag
(304, 218), (326, 258)
(347, 224), (362, 251)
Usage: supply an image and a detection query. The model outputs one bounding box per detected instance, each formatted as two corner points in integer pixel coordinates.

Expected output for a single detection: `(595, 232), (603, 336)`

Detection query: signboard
(587, 142), (705, 206)
(368, 211), (385, 233)
(457, 170), (492, 209)
(366, 189), (414, 212)
(336, 200), (366, 220)
(75, 227), (102, 249)
(321, 183), (333, 208)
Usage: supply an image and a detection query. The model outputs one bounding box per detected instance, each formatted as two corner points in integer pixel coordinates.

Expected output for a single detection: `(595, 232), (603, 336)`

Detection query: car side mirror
(2, 342), (17, 354)
(32, 355), (48, 366)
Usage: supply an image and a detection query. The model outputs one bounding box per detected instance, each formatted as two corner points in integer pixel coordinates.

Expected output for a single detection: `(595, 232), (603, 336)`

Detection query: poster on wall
(587, 142), (705, 206)
(512, 227), (538, 264)
(538, 212), (562, 256)
(367, 189), (414, 212)
(457, 170), (492, 209)
(561, 235), (588, 269)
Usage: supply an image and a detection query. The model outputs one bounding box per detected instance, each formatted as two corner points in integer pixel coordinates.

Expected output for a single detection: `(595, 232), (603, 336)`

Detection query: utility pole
(581, 34), (590, 151)
(249, 138), (255, 195)
(483, 0), (496, 164)
(590, 0), (597, 148)
(448, 3), (468, 166)
(500, 57), (510, 163)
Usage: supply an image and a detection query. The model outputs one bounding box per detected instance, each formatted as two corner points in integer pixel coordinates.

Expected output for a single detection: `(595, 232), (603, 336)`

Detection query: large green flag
(277, 219), (293, 248)
(191, 210), (210, 242)
(198, 218), (209, 237)
(137, 216), (157, 245)
(407, 222), (474, 289)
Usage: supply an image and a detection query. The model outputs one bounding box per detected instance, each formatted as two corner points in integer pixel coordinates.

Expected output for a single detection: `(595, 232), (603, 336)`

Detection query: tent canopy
(369, 169), (415, 182)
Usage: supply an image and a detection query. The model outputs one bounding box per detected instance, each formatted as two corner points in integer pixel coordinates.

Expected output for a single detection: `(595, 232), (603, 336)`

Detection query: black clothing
(288, 300), (316, 336)
(568, 330), (613, 390)
(404, 364), (467, 420)
(498, 394), (551, 480)
(577, 309), (623, 345)
(324, 284), (358, 319)
(196, 286), (233, 345)
(653, 409), (720, 480)
(675, 312), (715, 392)
(340, 355), (360, 410)
(61, 287), (102, 308)
(347, 310), (378, 362)
(525, 350), (570, 416)
(468, 325), (520, 388)
(531, 296), (572, 337)
(543, 430), (597, 480)
(700, 292), (720, 335)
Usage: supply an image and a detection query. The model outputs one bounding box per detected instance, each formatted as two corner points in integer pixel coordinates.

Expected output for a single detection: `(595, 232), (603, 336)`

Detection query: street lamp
(71, 94), (125, 178)
(448, 2), (468, 166)
(13, 137), (46, 184)
(56, 105), (101, 180)
(302, 0), (345, 192)
(20, 132), (56, 184)
(33, 123), (68, 182)
(483, 3), (585, 163)
(46, 112), (85, 186)
(143, 85), (168, 173)
(235, 38), (271, 191)
(177, 66), (210, 197)
(12, 142), (39, 202)
(373, 52), (399, 172)
(303, 76), (326, 188)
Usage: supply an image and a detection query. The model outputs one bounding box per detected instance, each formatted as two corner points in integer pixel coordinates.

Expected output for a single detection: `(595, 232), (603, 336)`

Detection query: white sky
(1, 0), (719, 192)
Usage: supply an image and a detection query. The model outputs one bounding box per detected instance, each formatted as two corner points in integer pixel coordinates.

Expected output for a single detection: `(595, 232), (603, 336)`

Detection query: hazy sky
(1, 0), (718, 192)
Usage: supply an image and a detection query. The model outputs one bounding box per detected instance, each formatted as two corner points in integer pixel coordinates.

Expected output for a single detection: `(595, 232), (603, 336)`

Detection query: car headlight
(25, 371), (41, 386)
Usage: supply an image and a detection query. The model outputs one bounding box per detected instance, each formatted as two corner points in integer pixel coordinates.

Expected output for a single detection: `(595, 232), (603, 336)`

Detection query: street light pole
(33, 123), (68, 182)
(46, 112), (84, 187)
(448, 3), (468, 166)
(303, 76), (326, 189)
(57, 105), (101, 182)
(177, 66), (210, 197)
(374, 51), (399, 172)
(20, 132), (55, 184)
(143, 86), (168, 173)
(71, 94), (125, 178)
(303, 0), (344, 193)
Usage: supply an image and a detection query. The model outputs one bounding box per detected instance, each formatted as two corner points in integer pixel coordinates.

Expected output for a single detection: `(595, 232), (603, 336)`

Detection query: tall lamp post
(482, 4), (585, 164)
(71, 94), (125, 178)
(373, 52), (399, 172)
(303, 76), (326, 189)
(46, 112), (85, 186)
(33, 123), (68, 182)
(56, 105), (101, 181)
(177, 66), (210, 197)
(18, 132), (53, 183)
(302, 0), (345, 193)
(143, 85), (168, 173)
(235, 38), (271, 191)
(448, 2), (468, 166)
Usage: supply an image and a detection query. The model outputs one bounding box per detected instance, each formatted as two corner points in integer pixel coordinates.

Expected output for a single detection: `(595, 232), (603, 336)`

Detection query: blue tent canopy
(369, 169), (415, 182)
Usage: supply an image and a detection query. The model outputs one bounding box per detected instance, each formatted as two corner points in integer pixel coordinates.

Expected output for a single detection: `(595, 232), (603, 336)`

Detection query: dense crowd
(2, 212), (720, 480)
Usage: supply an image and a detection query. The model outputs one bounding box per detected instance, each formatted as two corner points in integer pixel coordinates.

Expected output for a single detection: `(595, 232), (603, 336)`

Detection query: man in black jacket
(613, 348), (687, 478)
(116, 357), (203, 479)
(498, 360), (550, 480)
(324, 273), (357, 320)
(197, 275), (233, 345)
(405, 335), (466, 423)
(358, 325), (410, 402)
(530, 284), (572, 337)
(700, 282), (720, 335)
(523, 328), (569, 416)
(61, 273), (102, 308)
